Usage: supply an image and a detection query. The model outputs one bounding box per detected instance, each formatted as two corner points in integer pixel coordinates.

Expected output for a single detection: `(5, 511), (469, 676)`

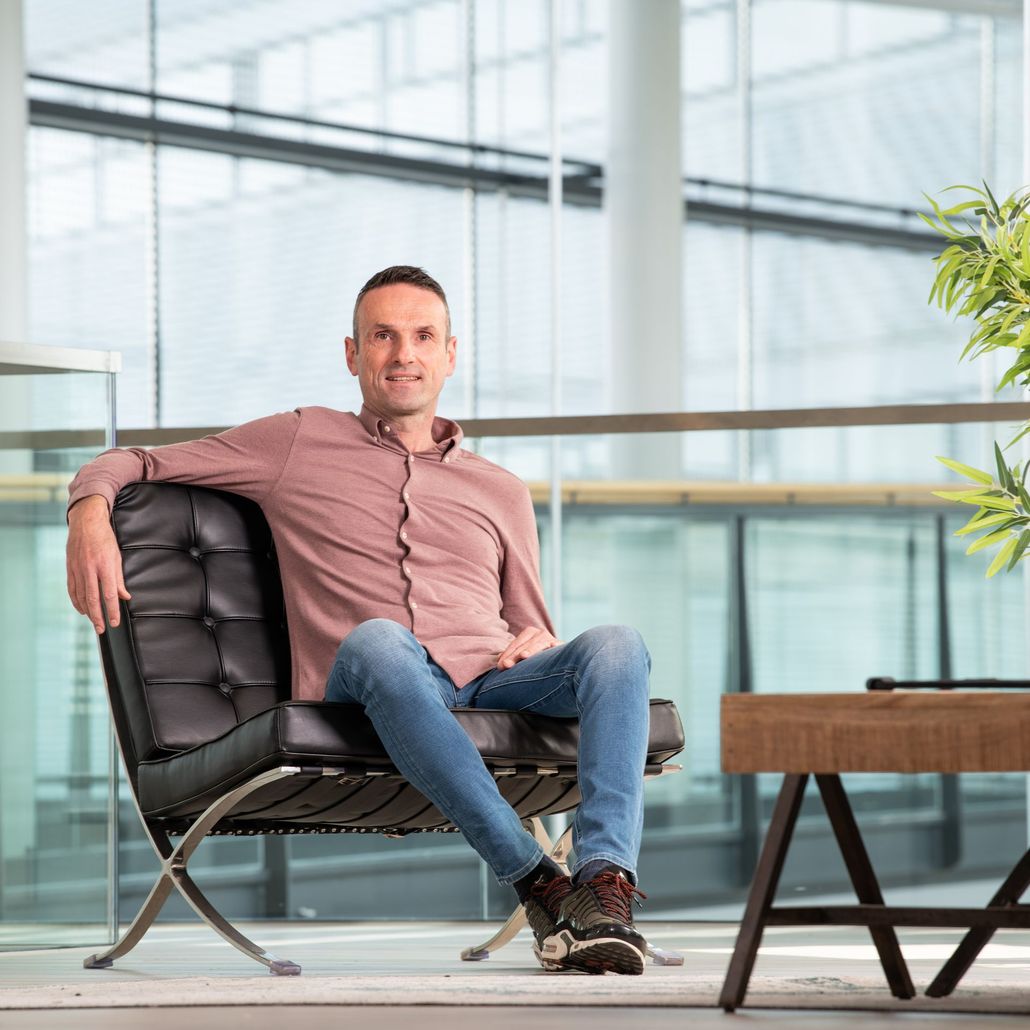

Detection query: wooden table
(719, 691), (1030, 1011)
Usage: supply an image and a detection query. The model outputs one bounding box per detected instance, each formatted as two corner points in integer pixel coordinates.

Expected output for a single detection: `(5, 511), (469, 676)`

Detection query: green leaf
(932, 488), (994, 501)
(996, 304), (1026, 338)
(967, 293), (1000, 320)
(1006, 422), (1030, 449)
(995, 441), (1017, 492)
(968, 495), (1018, 511)
(954, 512), (1017, 536)
(931, 253), (969, 308)
(919, 210), (957, 240)
(967, 527), (1013, 555)
(941, 200), (988, 218)
(984, 180), (1001, 218)
(935, 455), (994, 484)
(1018, 478), (1030, 512)
(979, 254), (1001, 287)
(1008, 530), (1030, 570)
(986, 534), (1019, 577)
(1007, 315), (1030, 351)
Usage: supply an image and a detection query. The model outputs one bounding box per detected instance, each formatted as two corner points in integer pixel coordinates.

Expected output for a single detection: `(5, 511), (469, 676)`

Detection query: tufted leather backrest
(97, 482), (291, 784)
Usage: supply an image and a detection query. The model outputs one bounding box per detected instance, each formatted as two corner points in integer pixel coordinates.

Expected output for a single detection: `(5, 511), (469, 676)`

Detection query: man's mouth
(386, 375), (420, 382)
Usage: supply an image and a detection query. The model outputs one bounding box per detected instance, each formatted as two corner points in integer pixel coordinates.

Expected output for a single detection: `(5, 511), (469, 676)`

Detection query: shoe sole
(532, 943), (570, 972)
(539, 929), (645, 975)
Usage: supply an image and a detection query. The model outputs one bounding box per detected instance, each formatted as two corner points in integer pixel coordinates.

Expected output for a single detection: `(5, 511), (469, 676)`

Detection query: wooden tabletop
(721, 692), (1030, 773)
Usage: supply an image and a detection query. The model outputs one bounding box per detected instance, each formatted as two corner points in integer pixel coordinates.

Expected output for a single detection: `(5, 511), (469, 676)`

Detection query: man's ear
(445, 336), (457, 377)
(345, 336), (359, 376)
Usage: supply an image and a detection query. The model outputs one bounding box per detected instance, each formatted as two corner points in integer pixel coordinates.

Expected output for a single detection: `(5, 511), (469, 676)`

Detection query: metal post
(548, 0), (563, 635)
(736, 0), (753, 481)
(544, 0), (567, 850)
(728, 514), (759, 883)
(936, 514), (961, 867)
(144, 0), (161, 427)
(1023, 0), (1030, 848)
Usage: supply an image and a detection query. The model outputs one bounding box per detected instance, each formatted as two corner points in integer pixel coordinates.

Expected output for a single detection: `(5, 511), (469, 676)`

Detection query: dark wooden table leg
(719, 773), (808, 1012)
(815, 774), (916, 1000)
(925, 847), (1030, 997)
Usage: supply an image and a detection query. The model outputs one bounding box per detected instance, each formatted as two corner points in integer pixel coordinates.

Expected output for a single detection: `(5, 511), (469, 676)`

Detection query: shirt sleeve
(498, 479), (556, 637)
(66, 408), (302, 520)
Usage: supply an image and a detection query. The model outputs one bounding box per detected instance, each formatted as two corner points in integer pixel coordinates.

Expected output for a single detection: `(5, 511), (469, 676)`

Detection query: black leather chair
(84, 481), (686, 974)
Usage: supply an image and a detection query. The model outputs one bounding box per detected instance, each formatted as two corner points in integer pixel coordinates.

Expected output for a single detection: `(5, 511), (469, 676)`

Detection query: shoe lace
(591, 871), (647, 921)
(531, 873), (573, 915)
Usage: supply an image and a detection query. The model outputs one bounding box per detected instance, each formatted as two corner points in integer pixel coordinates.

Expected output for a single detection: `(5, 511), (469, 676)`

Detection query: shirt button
(404, 565), (412, 575)
(443, 456), (450, 463)
(411, 601), (418, 609)
(403, 490), (411, 501)
(407, 455), (414, 464)
(383, 425), (391, 433)
(401, 531), (408, 540)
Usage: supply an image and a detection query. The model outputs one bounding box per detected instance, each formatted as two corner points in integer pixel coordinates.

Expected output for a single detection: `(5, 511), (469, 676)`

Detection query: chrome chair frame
(84, 482), (686, 976)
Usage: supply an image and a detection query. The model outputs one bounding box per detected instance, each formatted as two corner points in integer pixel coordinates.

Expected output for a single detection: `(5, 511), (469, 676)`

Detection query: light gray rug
(2, 973), (1028, 1013)
(3, 923), (1028, 1013)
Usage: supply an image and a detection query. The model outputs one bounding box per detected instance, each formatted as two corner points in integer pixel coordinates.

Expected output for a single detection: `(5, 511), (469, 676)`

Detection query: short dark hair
(351, 265), (451, 344)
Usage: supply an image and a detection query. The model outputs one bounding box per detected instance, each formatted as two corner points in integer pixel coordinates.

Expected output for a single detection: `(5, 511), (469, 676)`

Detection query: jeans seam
(474, 669), (578, 712)
(475, 666), (578, 695)
(361, 694), (532, 877)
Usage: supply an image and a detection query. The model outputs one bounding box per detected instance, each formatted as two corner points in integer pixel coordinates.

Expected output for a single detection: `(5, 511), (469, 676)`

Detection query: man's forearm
(67, 494), (110, 524)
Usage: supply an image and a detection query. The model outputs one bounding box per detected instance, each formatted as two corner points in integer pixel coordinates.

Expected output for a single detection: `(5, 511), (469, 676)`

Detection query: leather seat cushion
(137, 698), (684, 819)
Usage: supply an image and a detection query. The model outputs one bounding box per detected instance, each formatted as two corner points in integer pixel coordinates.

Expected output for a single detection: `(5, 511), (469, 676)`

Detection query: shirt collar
(357, 404), (463, 460)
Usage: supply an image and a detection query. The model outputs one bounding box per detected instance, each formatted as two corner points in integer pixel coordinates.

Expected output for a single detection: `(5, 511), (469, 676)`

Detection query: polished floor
(4, 1006), (1027, 1030)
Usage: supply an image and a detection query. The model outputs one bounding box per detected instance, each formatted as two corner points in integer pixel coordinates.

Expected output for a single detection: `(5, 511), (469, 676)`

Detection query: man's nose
(393, 335), (417, 363)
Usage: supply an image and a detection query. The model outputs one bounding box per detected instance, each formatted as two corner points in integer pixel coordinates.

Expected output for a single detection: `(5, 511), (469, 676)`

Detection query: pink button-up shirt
(67, 405), (554, 700)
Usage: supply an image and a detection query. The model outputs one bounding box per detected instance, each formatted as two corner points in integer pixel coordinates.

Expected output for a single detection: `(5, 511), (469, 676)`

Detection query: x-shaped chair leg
(84, 765), (311, 975)
(461, 818), (573, 961)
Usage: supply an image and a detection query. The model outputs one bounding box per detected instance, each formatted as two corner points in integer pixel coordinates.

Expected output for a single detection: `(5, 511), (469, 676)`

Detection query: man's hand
(496, 626), (562, 669)
(66, 495), (132, 634)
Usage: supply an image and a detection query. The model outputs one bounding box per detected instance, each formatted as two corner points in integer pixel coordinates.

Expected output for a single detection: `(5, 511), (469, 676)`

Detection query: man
(66, 266), (653, 975)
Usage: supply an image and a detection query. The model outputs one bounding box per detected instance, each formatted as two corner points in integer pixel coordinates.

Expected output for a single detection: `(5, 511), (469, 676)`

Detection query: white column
(0, 0), (27, 342)
(606, 0), (682, 476)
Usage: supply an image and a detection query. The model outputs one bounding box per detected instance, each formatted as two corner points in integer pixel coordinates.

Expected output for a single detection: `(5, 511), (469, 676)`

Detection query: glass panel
(20, 0), (1029, 927)
(26, 128), (150, 430)
(24, 0), (148, 90)
(473, 423), (1028, 915)
(156, 152), (469, 425)
(751, 0), (983, 209)
(155, 0), (466, 141)
(0, 358), (116, 948)
(683, 0), (740, 183)
(750, 231), (979, 411)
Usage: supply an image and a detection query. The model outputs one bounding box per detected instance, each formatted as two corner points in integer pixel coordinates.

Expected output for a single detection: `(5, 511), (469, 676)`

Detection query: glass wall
(18, 0), (1029, 924)
(0, 346), (118, 945)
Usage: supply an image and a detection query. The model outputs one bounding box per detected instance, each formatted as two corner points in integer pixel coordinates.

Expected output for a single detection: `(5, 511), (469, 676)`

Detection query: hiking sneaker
(543, 870), (647, 975)
(522, 873), (575, 971)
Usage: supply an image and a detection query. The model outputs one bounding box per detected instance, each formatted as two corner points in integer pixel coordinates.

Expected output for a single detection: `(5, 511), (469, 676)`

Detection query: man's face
(345, 283), (457, 422)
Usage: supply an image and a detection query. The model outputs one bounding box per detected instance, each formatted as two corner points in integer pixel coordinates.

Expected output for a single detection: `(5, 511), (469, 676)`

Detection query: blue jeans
(323, 619), (651, 886)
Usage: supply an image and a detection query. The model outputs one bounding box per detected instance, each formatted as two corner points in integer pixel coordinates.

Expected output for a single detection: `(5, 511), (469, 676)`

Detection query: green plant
(922, 183), (1030, 576)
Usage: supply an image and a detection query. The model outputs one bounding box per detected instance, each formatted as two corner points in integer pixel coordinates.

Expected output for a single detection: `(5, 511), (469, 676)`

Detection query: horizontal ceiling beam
(29, 99), (941, 252)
